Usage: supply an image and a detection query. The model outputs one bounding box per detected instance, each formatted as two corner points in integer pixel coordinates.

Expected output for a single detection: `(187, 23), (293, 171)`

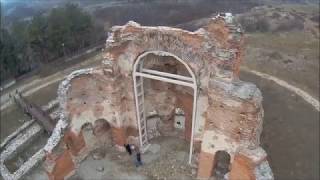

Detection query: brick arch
(133, 50), (197, 81)
(78, 117), (126, 148)
(133, 51), (196, 143)
(106, 22), (219, 86)
(130, 34), (207, 75)
(93, 118), (111, 136)
(132, 49), (198, 164)
(115, 44), (207, 82)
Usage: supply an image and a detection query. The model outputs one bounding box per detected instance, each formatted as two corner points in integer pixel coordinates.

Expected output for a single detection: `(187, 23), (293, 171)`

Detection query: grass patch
(246, 31), (319, 60)
(281, 4), (319, 16)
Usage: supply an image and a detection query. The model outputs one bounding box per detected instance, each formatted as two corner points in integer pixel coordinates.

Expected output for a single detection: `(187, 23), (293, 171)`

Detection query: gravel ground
(70, 136), (195, 180)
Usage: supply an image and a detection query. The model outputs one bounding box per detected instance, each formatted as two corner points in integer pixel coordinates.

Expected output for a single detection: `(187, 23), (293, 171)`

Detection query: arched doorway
(133, 51), (198, 164)
(212, 151), (231, 179)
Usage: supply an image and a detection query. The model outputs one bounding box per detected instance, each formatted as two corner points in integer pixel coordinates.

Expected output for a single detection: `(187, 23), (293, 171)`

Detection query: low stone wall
(0, 100), (59, 180)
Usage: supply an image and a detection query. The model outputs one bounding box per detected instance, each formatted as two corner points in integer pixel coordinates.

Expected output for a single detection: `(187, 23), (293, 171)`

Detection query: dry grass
(244, 31), (319, 98)
(282, 4), (319, 15)
(246, 32), (319, 60)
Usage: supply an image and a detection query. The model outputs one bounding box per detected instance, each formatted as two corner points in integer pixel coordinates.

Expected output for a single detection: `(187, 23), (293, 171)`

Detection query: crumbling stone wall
(44, 15), (273, 180)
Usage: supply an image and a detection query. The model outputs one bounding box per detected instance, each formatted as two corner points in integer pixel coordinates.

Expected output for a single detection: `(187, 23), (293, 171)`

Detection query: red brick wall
(64, 130), (86, 156)
(126, 126), (139, 137)
(197, 151), (215, 179)
(47, 150), (75, 180)
(111, 126), (127, 146)
(229, 154), (255, 180)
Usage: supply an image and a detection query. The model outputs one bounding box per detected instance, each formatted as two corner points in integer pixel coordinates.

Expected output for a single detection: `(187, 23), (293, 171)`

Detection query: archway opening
(212, 151), (231, 179)
(133, 51), (198, 164)
(81, 122), (93, 132)
(92, 119), (112, 148)
(79, 119), (112, 151)
(93, 119), (111, 136)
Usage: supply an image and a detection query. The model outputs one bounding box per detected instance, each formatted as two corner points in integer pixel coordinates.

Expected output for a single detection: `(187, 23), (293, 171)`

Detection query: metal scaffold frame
(133, 51), (198, 164)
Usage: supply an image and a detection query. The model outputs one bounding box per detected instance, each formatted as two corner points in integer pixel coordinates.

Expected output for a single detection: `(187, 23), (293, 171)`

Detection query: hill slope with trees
(0, 3), (104, 83)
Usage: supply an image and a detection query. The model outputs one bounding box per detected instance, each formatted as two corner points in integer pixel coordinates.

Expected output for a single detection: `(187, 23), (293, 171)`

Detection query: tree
(46, 3), (94, 58)
(0, 29), (20, 81)
(11, 21), (34, 73)
(1, 3), (97, 82)
(64, 3), (93, 50)
(28, 14), (49, 63)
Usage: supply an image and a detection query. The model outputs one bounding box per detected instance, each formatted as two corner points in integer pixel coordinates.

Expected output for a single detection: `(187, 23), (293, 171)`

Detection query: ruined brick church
(43, 15), (273, 180)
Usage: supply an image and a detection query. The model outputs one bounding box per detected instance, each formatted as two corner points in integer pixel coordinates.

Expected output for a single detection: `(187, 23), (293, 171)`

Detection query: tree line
(0, 4), (104, 83)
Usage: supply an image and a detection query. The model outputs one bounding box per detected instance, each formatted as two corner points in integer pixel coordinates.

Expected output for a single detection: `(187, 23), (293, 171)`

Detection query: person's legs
(128, 144), (132, 155)
(134, 158), (140, 167)
(125, 144), (132, 155)
(132, 154), (136, 166)
(137, 154), (142, 166)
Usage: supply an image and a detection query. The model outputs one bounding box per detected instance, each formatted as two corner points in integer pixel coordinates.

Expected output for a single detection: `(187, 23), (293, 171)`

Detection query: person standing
(132, 145), (143, 167)
(124, 144), (132, 155)
(136, 151), (142, 167)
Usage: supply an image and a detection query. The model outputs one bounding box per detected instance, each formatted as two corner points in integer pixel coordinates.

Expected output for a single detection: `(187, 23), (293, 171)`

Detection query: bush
(238, 17), (256, 32)
(255, 18), (270, 32)
(271, 12), (281, 19)
(238, 16), (270, 32)
(268, 51), (283, 60)
(276, 19), (304, 32)
(310, 15), (319, 23)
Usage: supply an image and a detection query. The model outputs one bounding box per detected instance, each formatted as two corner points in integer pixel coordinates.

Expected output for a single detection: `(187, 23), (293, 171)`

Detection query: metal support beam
(134, 72), (194, 88)
(141, 68), (194, 83)
(189, 86), (197, 164)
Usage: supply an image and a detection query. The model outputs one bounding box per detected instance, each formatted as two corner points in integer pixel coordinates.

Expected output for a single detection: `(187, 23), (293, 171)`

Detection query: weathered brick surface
(64, 130), (86, 156)
(197, 151), (215, 179)
(229, 154), (256, 180)
(50, 15), (272, 180)
(93, 119), (111, 136)
(46, 150), (75, 180)
(126, 126), (139, 137)
(111, 127), (127, 146)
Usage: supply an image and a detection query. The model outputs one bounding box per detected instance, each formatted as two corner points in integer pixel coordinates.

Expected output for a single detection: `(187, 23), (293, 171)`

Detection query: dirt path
(241, 66), (320, 111)
(0, 53), (103, 111)
(240, 70), (319, 180)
